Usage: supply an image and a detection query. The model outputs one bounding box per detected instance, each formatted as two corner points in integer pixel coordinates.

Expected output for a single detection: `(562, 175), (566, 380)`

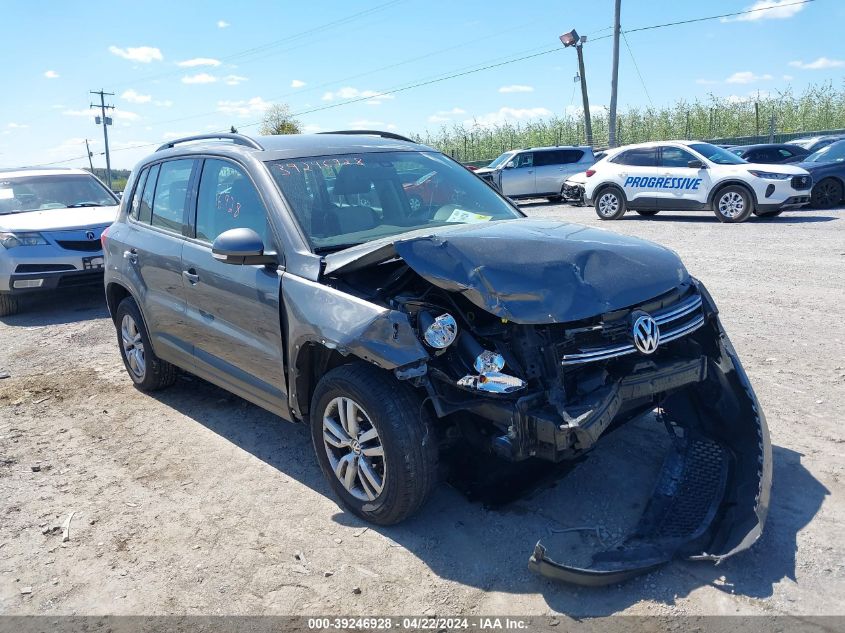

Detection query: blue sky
(1, 0), (842, 170)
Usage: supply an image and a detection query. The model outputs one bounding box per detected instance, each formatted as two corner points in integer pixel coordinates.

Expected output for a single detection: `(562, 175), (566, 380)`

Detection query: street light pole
(90, 90), (114, 189)
(560, 29), (593, 147)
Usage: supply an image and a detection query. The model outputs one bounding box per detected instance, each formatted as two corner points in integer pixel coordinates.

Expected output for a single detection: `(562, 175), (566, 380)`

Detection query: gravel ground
(1, 203), (843, 617)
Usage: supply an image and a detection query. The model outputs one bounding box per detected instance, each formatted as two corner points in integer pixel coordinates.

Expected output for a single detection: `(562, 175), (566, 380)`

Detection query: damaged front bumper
(528, 317), (771, 585)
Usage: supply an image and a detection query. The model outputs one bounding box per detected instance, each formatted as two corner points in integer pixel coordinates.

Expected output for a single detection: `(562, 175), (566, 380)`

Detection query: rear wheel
(114, 297), (177, 391)
(594, 187), (626, 220)
(810, 178), (843, 209)
(712, 186), (753, 223)
(0, 293), (20, 317)
(635, 209), (660, 216)
(311, 362), (438, 525)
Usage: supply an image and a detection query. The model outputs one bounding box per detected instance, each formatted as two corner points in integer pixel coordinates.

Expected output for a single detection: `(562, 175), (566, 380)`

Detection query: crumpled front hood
(392, 218), (689, 324)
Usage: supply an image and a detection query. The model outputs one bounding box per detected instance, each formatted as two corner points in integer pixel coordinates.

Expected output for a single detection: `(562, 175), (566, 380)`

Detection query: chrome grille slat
(561, 293), (705, 366)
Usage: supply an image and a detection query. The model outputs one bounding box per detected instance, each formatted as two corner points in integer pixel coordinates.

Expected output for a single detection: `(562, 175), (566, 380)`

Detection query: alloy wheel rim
(120, 314), (146, 379)
(718, 191), (745, 218)
(409, 197), (421, 212)
(322, 396), (386, 502)
(817, 182), (837, 205)
(598, 193), (619, 217)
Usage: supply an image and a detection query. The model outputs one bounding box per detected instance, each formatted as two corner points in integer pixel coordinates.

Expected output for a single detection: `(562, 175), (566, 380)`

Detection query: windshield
(0, 173), (118, 215)
(689, 143), (747, 165)
(804, 140), (845, 163)
(267, 151), (522, 252)
(487, 152), (516, 169)
(790, 137), (819, 150)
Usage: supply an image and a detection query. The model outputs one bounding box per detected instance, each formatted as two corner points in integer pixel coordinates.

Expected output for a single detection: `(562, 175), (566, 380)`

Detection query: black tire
(754, 209), (783, 218)
(712, 185), (753, 223)
(635, 209), (660, 216)
(0, 293), (20, 317)
(407, 194), (423, 213)
(810, 177), (843, 209)
(310, 362), (438, 525)
(594, 186), (626, 220)
(114, 297), (177, 391)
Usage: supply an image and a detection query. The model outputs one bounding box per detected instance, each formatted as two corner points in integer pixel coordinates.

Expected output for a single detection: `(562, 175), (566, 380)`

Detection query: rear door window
(534, 150), (584, 166)
(129, 168), (149, 220)
(151, 159), (195, 233)
(613, 148), (658, 167)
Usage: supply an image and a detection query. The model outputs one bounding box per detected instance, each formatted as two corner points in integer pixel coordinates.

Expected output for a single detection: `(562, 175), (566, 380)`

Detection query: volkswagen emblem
(632, 314), (660, 355)
(86, 230), (96, 240)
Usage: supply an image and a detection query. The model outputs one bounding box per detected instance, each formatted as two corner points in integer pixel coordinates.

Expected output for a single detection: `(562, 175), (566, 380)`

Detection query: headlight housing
(420, 312), (458, 349)
(747, 170), (790, 180)
(0, 232), (48, 249)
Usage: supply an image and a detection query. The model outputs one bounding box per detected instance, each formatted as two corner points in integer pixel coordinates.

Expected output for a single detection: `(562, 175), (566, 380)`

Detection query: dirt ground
(1, 203), (844, 618)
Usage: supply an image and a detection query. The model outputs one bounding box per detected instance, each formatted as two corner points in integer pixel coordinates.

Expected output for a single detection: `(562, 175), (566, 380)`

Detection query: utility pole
(84, 139), (94, 172)
(560, 30), (593, 147)
(90, 90), (114, 189)
(608, 0), (622, 148)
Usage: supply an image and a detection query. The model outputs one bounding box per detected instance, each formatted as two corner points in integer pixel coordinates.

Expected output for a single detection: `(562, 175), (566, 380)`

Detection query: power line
(621, 31), (653, 108)
(591, 0), (816, 41)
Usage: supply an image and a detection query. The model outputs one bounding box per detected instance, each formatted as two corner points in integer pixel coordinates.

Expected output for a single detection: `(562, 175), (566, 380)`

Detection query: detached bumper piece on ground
(528, 318), (772, 586)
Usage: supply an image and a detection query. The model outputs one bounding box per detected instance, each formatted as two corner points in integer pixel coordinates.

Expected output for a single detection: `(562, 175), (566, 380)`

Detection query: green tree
(259, 104), (301, 135)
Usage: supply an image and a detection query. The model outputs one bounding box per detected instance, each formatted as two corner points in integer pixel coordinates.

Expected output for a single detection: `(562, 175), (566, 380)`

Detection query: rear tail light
(100, 226), (110, 248)
(586, 169), (596, 177)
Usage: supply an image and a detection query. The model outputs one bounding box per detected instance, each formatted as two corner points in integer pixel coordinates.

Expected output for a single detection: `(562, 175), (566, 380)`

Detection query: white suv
(583, 140), (813, 223)
(0, 167), (119, 316)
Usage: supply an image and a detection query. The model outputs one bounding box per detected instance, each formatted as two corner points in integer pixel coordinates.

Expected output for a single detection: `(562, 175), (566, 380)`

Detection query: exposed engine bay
(293, 219), (771, 585)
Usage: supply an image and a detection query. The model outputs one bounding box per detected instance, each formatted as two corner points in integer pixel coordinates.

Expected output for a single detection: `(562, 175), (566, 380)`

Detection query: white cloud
(695, 78), (719, 85)
(121, 89), (152, 104)
(108, 45), (163, 63)
(223, 74), (248, 86)
(217, 20), (230, 28)
(321, 87), (395, 105)
(62, 108), (140, 121)
(427, 108), (466, 124)
(783, 74), (794, 80)
(464, 106), (553, 128)
(726, 71), (773, 84)
(498, 84), (534, 93)
(789, 57), (845, 70)
(7, 122), (29, 129)
(44, 70), (59, 79)
(154, 99), (173, 107)
(177, 57), (222, 68)
(722, 0), (806, 22)
(182, 73), (217, 84)
(428, 115), (451, 123)
(290, 79), (306, 88)
(217, 96), (272, 118)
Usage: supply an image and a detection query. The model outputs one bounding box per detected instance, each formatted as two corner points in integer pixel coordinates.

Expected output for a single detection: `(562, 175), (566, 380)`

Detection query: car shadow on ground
(618, 212), (839, 224)
(149, 376), (828, 615)
(0, 285), (108, 326)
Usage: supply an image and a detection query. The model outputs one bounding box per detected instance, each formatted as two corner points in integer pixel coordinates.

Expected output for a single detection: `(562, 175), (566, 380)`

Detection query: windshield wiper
(313, 242), (365, 254)
(67, 202), (107, 208)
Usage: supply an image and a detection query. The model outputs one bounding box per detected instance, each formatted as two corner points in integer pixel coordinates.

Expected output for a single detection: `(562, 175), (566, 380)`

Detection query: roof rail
(319, 130), (416, 143)
(156, 133), (264, 153)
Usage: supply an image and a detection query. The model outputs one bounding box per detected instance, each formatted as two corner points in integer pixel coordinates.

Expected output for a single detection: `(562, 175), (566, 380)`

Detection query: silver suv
(474, 146), (595, 201)
(103, 132), (770, 585)
(0, 167), (119, 316)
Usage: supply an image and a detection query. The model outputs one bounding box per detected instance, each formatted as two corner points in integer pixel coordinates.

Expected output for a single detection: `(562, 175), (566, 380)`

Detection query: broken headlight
(419, 312), (458, 349)
(459, 346), (526, 394)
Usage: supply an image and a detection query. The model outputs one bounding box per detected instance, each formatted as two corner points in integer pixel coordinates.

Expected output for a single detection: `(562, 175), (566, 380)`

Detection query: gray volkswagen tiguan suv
(104, 131), (770, 584)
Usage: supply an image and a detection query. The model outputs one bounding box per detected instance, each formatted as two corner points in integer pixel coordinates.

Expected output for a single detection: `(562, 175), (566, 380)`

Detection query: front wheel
(114, 297), (177, 391)
(594, 187), (626, 220)
(810, 178), (843, 209)
(712, 186), (753, 223)
(0, 293), (20, 317)
(311, 362), (438, 525)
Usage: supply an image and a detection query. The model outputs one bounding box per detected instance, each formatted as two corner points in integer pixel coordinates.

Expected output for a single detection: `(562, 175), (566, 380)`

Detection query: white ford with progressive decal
(583, 140), (813, 223)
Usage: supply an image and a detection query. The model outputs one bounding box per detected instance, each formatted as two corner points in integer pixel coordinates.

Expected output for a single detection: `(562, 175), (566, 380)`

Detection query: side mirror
(688, 159), (705, 169)
(212, 228), (277, 266)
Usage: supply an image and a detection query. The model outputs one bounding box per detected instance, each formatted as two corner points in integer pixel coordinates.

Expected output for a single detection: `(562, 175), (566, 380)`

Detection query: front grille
(560, 292), (705, 365)
(56, 271), (103, 288)
(791, 175), (812, 190)
(15, 264), (76, 273)
(56, 240), (102, 252)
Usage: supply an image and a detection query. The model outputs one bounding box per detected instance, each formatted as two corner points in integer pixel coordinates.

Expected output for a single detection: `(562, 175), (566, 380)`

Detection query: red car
(403, 170), (463, 212)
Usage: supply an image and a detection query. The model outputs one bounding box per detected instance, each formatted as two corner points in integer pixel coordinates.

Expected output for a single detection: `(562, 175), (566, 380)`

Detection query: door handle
(123, 249), (138, 264)
(182, 269), (200, 284)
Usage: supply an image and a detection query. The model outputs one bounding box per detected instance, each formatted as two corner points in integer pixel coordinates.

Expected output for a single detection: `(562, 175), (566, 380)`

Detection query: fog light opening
(13, 279), (44, 289)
